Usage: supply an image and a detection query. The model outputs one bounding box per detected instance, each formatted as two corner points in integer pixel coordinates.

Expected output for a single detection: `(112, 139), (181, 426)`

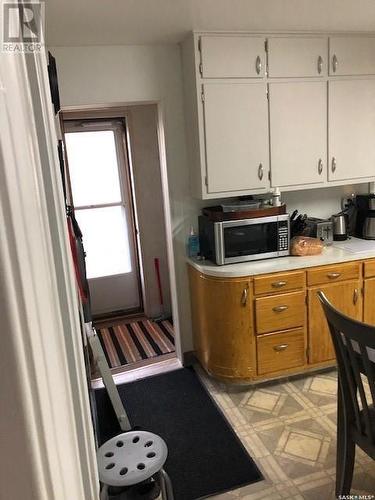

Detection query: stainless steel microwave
(198, 214), (290, 265)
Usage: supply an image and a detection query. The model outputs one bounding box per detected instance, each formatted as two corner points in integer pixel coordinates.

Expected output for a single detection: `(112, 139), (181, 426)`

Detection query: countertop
(188, 237), (375, 278)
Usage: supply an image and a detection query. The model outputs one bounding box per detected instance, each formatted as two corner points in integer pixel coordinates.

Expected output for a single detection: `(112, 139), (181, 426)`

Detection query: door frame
(61, 103), (183, 363)
(62, 117), (144, 317)
(0, 41), (98, 499)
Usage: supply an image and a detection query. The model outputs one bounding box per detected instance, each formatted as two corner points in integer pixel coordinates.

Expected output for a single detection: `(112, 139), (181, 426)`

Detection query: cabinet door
(269, 81), (327, 187)
(329, 80), (375, 182)
(308, 280), (362, 364)
(203, 82), (269, 194)
(329, 37), (375, 76)
(364, 278), (375, 326)
(200, 36), (265, 78)
(268, 37), (327, 77)
(188, 267), (255, 381)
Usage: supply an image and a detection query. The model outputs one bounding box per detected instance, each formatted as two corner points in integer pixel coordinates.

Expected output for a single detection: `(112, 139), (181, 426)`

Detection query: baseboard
(183, 350), (197, 367)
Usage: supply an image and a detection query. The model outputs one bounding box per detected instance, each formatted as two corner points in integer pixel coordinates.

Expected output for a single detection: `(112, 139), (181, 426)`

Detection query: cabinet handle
(318, 158), (323, 175)
(331, 157), (337, 173)
(241, 286), (248, 306)
(258, 163), (264, 181)
(255, 55), (262, 75)
(332, 54), (338, 73)
(271, 280), (287, 288)
(272, 305), (289, 313)
(353, 288), (359, 305)
(327, 272), (341, 279)
(317, 55), (323, 74)
(273, 344), (289, 352)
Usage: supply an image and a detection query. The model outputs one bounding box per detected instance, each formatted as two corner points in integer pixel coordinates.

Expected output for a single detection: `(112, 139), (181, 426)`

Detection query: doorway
(62, 106), (177, 376)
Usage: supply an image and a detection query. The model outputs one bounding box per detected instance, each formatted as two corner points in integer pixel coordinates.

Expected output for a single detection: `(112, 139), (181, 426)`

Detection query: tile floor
(197, 367), (375, 499)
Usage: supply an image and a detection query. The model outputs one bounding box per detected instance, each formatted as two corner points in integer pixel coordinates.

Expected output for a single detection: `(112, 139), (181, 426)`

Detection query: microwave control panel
(278, 220), (289, 252)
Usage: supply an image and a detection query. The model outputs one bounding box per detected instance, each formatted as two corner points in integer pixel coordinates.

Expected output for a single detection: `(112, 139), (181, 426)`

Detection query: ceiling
(46, 0), (375, 47)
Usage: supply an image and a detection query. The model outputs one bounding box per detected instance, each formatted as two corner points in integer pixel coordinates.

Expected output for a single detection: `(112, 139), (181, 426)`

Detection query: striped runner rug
(96, 318), (175, 369)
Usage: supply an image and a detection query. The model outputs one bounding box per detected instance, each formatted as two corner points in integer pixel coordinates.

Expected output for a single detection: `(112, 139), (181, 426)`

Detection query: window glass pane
(76, 206), (132, 279)
(65, 130), (122, 206)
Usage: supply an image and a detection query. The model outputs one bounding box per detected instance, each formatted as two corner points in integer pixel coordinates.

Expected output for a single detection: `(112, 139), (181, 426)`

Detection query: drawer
(254, 271), (305, 296)
(255, 291), (305, 334)
(364, 260), (375, 279)
(257, 328), (305, 376)
(307, 262), (360, 286)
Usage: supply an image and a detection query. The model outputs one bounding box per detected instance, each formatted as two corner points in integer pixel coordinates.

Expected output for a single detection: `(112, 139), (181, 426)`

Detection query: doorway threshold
(91, 353), (182, 389)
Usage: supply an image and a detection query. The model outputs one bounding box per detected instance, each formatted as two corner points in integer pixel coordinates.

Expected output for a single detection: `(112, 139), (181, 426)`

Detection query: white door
(267, 37), (327, 77)
(329, 36), (375, 76)
(328, 80), (375, 182)
(203, 82), (270, 194)
(64, 120), (141, 316)
(200, 36), (266, 78)
(269, 81), (327, 187)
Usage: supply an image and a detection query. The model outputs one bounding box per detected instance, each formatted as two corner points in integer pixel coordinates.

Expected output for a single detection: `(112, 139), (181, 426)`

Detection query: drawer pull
(241, 286), (248, 306)
(258, 163), (264, 181)
(273, 343), (289, 352)
(353, 288), (359, 305)
(272, 305), (289, 313)
(317, 55), (323, 74)
(271, 280), (287, 288)
(318, 158), (323, 175)
(332, 54), (338, 73)
(327, 272), (341, 279)
(255, 55), (262, 75)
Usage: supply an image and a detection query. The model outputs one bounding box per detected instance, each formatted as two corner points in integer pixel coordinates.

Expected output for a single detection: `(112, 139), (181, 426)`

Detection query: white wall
(129, 104), (172, 318)
(51, 43), (370, 353)
(51, 44), (195, 352)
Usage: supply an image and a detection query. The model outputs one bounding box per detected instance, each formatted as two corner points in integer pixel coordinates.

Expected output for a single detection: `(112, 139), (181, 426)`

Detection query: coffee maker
(355, 194), (375, 240)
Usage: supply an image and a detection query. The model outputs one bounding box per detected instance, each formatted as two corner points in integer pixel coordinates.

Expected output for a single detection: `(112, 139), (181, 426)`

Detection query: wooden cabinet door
(329, 36), (375, 76)
(200, 36), (265, 78)
(203, 82), (269, 194)
(329, 80), (375, 182)
(364, 278), (375, 326)
(308, 280), (362, 364)
(188, 267), (254, 381)
(269, 81), (327, 187)
(267, 37), (327, 77)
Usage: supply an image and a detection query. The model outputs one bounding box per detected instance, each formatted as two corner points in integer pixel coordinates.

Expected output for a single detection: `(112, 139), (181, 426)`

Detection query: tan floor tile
(196, 366), (375, 499)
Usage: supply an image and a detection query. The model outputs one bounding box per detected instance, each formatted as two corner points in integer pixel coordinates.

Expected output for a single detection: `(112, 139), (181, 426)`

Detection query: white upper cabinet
(329, 37), (375, 76)
(329, 80), (375, 181)
(267, 37), (328, 77)
(200, 36), (266, 78)
(269, 81), (327, 187)
(203, 82), (269, 194)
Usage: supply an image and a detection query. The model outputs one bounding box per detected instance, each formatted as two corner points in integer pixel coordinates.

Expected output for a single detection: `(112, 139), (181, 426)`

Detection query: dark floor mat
(94, 367), (263, 500)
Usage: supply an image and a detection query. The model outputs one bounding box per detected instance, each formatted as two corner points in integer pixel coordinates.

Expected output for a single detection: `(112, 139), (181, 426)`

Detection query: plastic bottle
(188, 226), (200, 258)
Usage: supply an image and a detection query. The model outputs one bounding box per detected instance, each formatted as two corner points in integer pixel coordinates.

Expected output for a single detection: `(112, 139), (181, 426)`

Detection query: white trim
(0, 39), (98, 500)
(155, 102), (183, 363)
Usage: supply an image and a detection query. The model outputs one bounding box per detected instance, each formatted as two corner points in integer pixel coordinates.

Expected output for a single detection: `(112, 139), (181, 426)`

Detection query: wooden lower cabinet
(308, 280), (362, 364)
(188, 266), (255, 382)
(364, 277), (375, 326)
(189, 259), (375, 383)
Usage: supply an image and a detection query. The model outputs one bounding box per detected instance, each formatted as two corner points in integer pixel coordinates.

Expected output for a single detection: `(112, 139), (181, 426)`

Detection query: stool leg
(159, 469), (174, 500)
(100, 484), (109, 500)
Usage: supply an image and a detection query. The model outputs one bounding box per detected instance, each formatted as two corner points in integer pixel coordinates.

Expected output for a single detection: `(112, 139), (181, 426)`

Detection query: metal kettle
(332, 213), (348, 241)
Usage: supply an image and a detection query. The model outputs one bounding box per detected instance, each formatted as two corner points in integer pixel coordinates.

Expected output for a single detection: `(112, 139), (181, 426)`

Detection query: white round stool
(97, 431), (174, 500)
